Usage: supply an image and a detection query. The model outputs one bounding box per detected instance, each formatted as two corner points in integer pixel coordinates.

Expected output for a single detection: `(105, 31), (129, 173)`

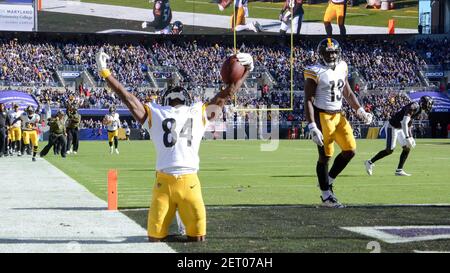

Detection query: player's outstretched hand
(236, 53), (254, 72)
(357, 107), (373, 125)
(142, 21), (148, 29)
(308, 122), (324, 147)
(95, 50), (111, 78)
(218, 4), (224, 11)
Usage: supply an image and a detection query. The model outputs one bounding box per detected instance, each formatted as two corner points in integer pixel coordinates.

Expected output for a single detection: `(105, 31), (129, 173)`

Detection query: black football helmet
(171, 21), (183, 34)
(419, 95), (433, 113)
(26, 105), (35, 116)
(317, 38), (342, 69)
(161, 86), (192, 107)
(109, 105), (117, 114)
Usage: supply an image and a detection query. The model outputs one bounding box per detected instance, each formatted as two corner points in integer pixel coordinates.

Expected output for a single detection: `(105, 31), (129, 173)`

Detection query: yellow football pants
(317, 112), (356, 157)
(22, 130), (39, 147)
(148, 172), (206, 239)
(323, 2), (347, 25)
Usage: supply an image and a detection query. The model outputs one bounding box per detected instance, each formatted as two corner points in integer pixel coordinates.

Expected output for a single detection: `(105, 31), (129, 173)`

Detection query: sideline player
(279, 0), (304, 35)
(323, 0), (347, 36)
(304, 38), (373, 208)
(365, 96), (433, 177)
(218, 0), (263, 32)
(21, 106), (41, 162)
(8, 104), (23, 156)
(142, 0), (172, 34)
(95, 49), (253, 242)
(103, 106), (121, 155)
(66, 104), (81, 154)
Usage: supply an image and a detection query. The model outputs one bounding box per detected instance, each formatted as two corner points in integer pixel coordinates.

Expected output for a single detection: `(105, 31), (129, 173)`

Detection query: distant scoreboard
(0, 0), (37, 32)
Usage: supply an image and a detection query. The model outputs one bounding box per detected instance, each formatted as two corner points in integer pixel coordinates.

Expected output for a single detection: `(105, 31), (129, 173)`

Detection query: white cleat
(115, 149), (120, 155)
(141, 21), (147, 29)
(365, 160), (374, 176)
(320, 195), (345, 208)
(110, 147), (114, 154)
(395, 169), (411, 176)
(73, 151), (77, 155)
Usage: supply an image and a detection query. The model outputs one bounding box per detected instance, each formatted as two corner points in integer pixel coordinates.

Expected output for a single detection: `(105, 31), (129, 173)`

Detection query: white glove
(308, 122), (324, 147)
(406, 137), (416, 149)
(236, 53), (254, 72)
(142, 21), (147, 29)
(356, 107), (373, 125)
(218, 4), (224, 11)
(95, 50), (111, 78)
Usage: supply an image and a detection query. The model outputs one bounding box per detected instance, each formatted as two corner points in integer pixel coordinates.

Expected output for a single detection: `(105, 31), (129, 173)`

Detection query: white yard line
(0, 157), (174, 253)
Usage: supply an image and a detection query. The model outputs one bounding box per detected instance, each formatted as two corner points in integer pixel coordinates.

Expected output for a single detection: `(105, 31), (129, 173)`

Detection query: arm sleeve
(304, 68), (319, 83)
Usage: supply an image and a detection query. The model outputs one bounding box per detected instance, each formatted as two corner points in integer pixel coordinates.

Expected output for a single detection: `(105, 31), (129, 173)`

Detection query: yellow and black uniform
(323, 0), (347, 36)
(304, 60), (356, 157)
(105, 111), (121, 154)
(22, 112), (40, 161)
(8, 108), (23, 155)
(142, 101), (208, 239)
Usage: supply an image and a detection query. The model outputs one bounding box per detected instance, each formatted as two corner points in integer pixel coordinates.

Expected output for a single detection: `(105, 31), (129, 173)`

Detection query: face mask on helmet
(162, 87), (191, 107)
(26, 106), (35, 116)
(420, 96), (433, 113)
(317, 38), (341, 69)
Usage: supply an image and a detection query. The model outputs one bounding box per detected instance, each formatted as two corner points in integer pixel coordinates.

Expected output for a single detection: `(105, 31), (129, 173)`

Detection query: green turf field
(82, 0), (418, 29)
(45, 139), (450, 208)
(44, 139), (450, 252)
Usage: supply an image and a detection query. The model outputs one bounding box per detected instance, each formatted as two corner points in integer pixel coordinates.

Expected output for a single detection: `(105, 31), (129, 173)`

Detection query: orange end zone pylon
(108, 169), (118, 210)
(38, 0), (42, 11)
(388, 19), (395, 34)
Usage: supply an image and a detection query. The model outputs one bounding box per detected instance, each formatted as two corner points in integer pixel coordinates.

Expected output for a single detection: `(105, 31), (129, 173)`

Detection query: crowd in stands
(2, 37), (448, 90)
(1, 36), (447, 128)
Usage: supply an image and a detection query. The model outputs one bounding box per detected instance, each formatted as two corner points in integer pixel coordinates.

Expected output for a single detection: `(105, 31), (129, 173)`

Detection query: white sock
(322, 190), (332, 200)
(235, 25), (247, 32)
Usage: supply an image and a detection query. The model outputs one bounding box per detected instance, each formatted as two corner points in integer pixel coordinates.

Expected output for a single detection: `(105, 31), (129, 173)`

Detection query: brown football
(220, 55), (245, 84)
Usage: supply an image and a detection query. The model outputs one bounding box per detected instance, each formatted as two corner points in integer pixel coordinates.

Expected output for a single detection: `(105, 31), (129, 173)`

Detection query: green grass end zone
(45, 139), (450, 208)
(44, 139), (450, 252)
(81, 0), (418, 29)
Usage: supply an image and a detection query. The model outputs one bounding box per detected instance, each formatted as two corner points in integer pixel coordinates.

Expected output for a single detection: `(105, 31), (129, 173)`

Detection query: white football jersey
(143, 102), (208, 172)
(331, 0), (346, 3)
(23, 113), (40, 130)
(9, 110), (24, 128)
(106, 113), (120, 131)
(304, 60), (348, 112)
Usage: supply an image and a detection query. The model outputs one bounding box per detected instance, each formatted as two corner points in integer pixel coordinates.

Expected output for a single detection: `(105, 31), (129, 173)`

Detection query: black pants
(66, 128), (79, 152)
(41, 134), (67, 157)
(0, 127), (6, 156)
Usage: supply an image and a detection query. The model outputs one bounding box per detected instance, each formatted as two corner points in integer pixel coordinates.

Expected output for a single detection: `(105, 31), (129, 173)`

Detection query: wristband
(99, 69), (111, 79)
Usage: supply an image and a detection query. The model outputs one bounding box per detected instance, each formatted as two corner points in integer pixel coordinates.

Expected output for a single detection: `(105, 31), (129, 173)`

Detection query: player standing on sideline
(279, 0), (304, 35)
(0, 103), (10, 157)
(323, 0), (347, 36)
(21, 106), (40, 162)
(66, 104), (81, 155)
(40, 110), (67, 158)
(141, 0), (172, 34)
(103, 106), (121, 155)
(95, 49), (253, 242)
(218, 0), (263, 33)
(304, 38), (373, 208)
(8, 104), (23, 156)
(365, 96), (433, 177)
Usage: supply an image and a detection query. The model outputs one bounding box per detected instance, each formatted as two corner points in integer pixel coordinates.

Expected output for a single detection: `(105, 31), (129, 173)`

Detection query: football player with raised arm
(365, 96), (433, 177)
(103, 105), (121, 155)
(95, 50), (253, 242)
(304, 38), (373, 208)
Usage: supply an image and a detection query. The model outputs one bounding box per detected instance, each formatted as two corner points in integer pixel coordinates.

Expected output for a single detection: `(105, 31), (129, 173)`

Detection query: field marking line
(0, 157), (175, 253)
(120, 204), (450, 211)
